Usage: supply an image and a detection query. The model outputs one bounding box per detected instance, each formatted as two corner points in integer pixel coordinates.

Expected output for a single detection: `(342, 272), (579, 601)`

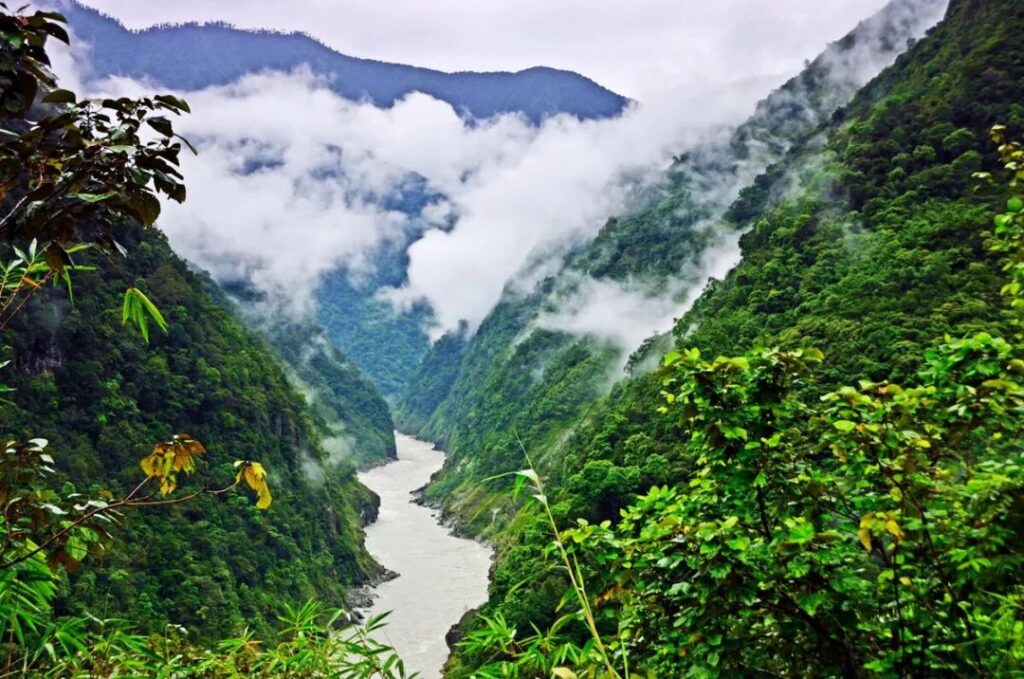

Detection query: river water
(357, 433), (492, 678)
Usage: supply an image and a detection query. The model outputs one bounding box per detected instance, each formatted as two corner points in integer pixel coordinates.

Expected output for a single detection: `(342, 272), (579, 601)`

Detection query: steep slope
(0, 228), (389, 639)
(315, 254), (436, 398)
(265, 321), (397, 467)
(62, 1), (627, 124)
(398, 0), (948, 528)
(437, 0), (1024, 673)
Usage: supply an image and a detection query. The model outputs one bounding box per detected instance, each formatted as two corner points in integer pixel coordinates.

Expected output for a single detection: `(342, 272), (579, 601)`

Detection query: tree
(1, 2), (191, 339)
(466, 130), (1024, 677)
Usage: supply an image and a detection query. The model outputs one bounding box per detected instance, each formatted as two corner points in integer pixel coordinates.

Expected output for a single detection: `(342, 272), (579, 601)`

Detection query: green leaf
(832, 420), (857, 433)
(121, 287), (168, 343)
(146, 115), (174, 138)
(68, 191), (116, 203)
(788, 522), (816, 545)
(155, 94), (191, 113)
(41, 88), (76, 104)
(128, 191), (162, 226)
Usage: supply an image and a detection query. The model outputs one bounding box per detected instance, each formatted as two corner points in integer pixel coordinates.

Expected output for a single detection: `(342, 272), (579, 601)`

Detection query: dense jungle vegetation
(397, 0), (1024, 675)
(0, 2), (395, 664)
(395, 0), (949, 516)
(1, 0), (1022, 676)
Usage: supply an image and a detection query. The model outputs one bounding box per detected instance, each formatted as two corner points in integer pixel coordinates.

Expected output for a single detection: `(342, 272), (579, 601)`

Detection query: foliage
(317, 268), (435, 398)
(2, 2), (190, 342)
(0, 2), (391, 645)
(1, 229), (384, 640)
(3, 590), (416, 678)
(394, 324), (468, 432)
(266, 321), (397, 467)
(398, 0), (952, 551)
(436, 1), (1024, 674)
(1, 433), (271, 574)
(1, 4), (191, 248)
(458, 130), (1024, 677)
(120, 286), (168, 343)
(0, 239), (92, 333)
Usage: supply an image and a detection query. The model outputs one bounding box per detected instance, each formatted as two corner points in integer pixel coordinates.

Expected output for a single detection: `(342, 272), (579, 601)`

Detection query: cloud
(384, 95), (748, 336)
(69, 60), (764, 329)
(526, 0), (947, 359)
(535, 233), (741, 357)
(53, 0), (947, 339)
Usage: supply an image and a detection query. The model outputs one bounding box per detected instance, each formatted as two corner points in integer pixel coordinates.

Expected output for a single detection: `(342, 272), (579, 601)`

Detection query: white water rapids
(357, 433), (492, 678)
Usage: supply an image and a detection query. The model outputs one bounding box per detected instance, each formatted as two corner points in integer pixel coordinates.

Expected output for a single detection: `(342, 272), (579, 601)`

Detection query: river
(357, 433), (493, 678)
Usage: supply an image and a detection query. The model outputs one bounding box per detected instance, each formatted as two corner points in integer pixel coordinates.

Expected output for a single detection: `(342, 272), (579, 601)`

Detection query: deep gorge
(2, 0), (1023, 675)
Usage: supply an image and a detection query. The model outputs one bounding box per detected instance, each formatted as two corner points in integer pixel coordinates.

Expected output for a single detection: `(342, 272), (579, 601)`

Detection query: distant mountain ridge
(61, 1), (629, 122)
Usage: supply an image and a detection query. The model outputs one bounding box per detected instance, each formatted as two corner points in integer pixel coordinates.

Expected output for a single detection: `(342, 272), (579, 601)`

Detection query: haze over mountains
(6, 0), (1023, 674)
(397, 0), (950, 493)
(58, 0), (643, 395)
(58, 0), (944, 402)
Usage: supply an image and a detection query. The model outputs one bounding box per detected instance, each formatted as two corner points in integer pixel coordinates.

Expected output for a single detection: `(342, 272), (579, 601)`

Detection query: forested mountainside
(0, 227), (388, 639)
(4, 0), (1023, 674)
(315, 257), (436, 398)
(396, 0), (948, 525)
(61, 1), (627, 123)
(263, 322), (396, 467)
(393, 0), (1024, 673)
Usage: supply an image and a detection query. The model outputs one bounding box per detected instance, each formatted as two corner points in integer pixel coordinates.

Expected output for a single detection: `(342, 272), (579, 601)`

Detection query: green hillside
(409, 0), (1024, 674)
(3, 0), (1023, 675)
(397, 0), (950, 534)
(0, 228), (390, 639)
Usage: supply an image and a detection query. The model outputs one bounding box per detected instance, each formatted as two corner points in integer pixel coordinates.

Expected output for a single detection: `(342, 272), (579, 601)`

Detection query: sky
(76, 0), (894, 99)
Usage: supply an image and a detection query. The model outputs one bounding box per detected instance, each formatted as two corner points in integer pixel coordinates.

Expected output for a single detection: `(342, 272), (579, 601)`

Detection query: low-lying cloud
(55, 0), (947, 345)
(535, 233), (742, 357)
(74, 64), (763, 333)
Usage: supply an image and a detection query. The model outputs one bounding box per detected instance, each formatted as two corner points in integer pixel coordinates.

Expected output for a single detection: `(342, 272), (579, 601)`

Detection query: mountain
(262, 320), (397, 468)
(0, 228), (392, 639)
(61, 1), (628, 124)
(60, 0), (631, 399)
(315, 251), (436, 398)
(396, 0), (949, 523)
(378, 0), (1024, 672)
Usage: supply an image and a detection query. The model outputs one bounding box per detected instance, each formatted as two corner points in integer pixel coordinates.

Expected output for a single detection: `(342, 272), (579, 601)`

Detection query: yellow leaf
(885, 518), (904, 542)
(140, 453), (160, 477)
(858, 526), (872, 552)
(553, 669), (578, 679)
(858, 513), (874, 551)
(237, 461), (272, 509)
(172, 449), (190, 472)
(243, 465), (257, 490)
(159, 475), (177, 496)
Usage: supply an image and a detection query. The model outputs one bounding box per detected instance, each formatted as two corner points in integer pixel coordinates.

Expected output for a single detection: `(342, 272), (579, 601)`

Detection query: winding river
(357, 433), (492, 678)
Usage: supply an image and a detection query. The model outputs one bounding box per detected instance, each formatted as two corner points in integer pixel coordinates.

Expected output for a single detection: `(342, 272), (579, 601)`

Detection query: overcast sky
(77, 1), (894, 98)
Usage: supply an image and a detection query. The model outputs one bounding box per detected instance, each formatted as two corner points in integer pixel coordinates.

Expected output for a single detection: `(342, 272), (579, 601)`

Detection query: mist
(524, 0), (947, 361)
(536, 233), (742, 358)
(54, 0), (948, 347)
(69, 61), (766, 334)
